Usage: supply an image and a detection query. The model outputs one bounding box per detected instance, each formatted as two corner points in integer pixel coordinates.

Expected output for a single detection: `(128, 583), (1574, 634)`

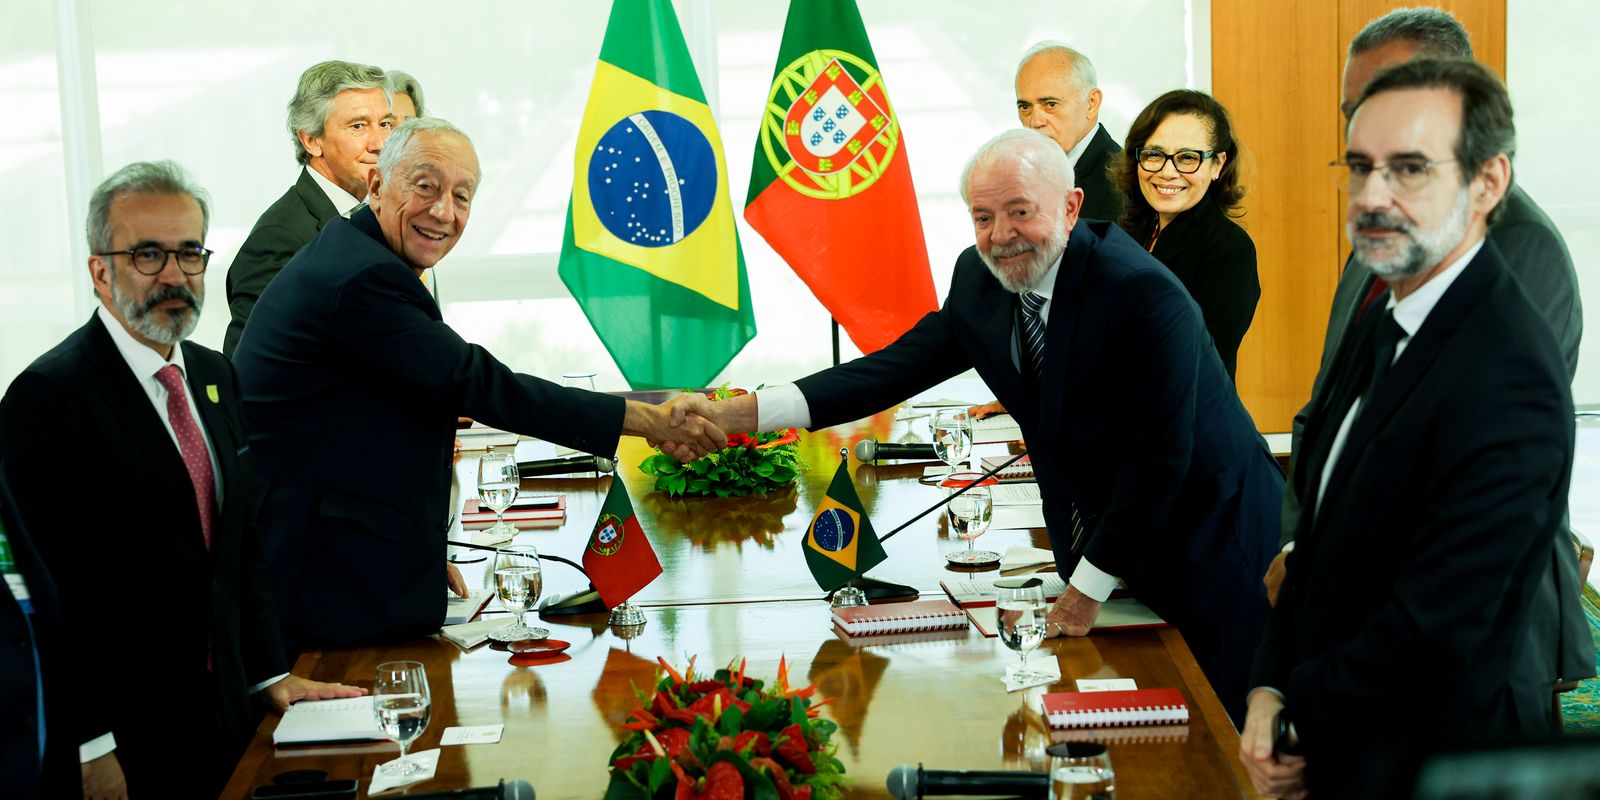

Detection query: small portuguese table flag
(582, 478), (662, 609)
(804, 453), (887, 591)
(744, 0), (937, 355)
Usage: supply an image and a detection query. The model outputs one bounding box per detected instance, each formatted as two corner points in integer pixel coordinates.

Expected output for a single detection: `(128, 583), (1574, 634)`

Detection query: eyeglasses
(1330, 158), (1456, 196)
(92, 245), (212, 275)
(1137, 147), (1215, 174)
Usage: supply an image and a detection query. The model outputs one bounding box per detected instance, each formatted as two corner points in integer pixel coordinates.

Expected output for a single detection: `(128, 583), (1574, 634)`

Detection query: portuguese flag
(559, 0), (755, 389)
(803, 458), (887, 591)
(581, 478), (662, 609)
(745, 0), (937, 354)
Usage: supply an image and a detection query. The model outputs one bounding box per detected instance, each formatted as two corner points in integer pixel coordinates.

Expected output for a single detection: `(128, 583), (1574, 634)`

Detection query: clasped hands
(635, 391), (762, 462)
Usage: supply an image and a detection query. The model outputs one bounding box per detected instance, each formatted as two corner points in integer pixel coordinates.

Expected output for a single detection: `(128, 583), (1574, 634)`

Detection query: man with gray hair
(224, 59), (394, 356)
(387, 68), (426, 120)
(1015, 42), (1123, 221)
(670, 128), (1283, 723)
(0, 161), (363, 798)
(233, 118), (727, 657)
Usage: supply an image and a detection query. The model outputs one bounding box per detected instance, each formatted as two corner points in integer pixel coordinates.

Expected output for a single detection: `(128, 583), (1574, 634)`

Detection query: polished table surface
(222, 407), (1258, 799)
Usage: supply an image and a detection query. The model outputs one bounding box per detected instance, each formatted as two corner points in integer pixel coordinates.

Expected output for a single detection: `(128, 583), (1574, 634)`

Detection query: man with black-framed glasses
(0, 160), (363, 798)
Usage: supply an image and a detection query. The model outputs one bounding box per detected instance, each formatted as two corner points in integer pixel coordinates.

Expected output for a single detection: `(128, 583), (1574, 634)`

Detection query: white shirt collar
(306, 166), (362, 218)
(1386, 237), (1484, 337)
(96, 304), (186, 378)
(1062, 125), (1095, 173)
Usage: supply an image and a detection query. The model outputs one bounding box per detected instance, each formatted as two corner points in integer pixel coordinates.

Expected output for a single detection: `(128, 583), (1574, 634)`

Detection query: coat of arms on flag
(760, 52), (899, 199)
(590, 513), (625, 556)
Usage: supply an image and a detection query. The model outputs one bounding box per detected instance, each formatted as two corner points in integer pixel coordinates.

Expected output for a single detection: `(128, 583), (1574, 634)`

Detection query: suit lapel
(294, 167), (341, 230)
(1033, 225), (1094, 442)
(82, 317), (194, 487)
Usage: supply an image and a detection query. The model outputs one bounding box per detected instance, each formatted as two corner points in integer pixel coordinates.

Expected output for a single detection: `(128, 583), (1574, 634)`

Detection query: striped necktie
(1020, 291), (1047, 377)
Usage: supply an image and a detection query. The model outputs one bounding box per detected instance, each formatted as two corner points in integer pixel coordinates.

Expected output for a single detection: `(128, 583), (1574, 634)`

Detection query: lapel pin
(206, 385), (220, 404)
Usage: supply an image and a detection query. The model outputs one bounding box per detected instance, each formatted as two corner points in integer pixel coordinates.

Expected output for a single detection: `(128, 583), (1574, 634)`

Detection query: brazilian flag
(804, 459), (887, 591)
(558, 0), (756, 390)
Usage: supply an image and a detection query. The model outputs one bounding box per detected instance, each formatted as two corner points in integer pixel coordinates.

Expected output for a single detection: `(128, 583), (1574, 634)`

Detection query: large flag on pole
(582, 478), (662, 609)
(803, 455), (887, 591)
(745, 0), (937, 354)
(559, 0), (755, 389)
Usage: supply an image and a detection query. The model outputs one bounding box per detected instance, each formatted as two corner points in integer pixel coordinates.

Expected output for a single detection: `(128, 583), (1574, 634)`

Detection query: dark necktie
(1362, 309), (1406, 405)
(1019, 291), (1047, 377)
(155, 365), (215, 550)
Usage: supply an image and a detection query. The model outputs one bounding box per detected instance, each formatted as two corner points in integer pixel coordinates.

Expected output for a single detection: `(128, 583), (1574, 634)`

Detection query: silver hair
(1016, 41), (1098, 100)
(959, 128), (1076, 205)
(1349, 7), (1473, 59)
(376, 117), (478, 182)
(385, 69), (426, 117)
(286, 60), (389, 166)
(87, 160), (211, 253)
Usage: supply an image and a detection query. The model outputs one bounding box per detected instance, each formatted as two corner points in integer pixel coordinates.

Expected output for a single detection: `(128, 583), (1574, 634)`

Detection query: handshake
(623, 391), (762, 462)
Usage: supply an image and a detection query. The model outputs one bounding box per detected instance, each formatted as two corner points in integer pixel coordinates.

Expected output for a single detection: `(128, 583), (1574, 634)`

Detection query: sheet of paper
(441, 724), (504, 746)
(992, 504), (1046, 530)
(999, 545), (1054, 571)
(1076, 678), (1138, 692)
(972, 414), (1023, 444)
(991, 483), (1042, 506)
(368, 748), (440, 795)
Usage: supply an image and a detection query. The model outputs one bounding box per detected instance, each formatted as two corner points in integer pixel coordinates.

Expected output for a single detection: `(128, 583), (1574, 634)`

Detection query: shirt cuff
(250, 673), (291, 695)
(80, 733), (116, 763)
(1250, 686), (1286, 704)
(754, 384), (811, 431)
(1068, 558), (1119, 602)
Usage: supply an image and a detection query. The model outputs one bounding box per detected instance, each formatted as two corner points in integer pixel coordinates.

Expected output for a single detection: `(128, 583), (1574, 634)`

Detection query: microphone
(517, 454), (615, 477)
(401, 779), (535, 799)
(854, 439), (938, 461)
(886, 764), (1047, 798)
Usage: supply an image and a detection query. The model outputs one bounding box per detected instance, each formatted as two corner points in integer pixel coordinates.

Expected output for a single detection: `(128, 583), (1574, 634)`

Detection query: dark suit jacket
(224, 167), (341, 357)
(0, 315), (288, 793)
(234, 207), (626, 653)
(1256, 241), (1574, 794)
(1281, 185), (1593, 689)
(1074, 124), (1123, 224)
(0, 474), (84, 799)
(794, 221), (1283, 720)
(1150, 194), (1259, 380)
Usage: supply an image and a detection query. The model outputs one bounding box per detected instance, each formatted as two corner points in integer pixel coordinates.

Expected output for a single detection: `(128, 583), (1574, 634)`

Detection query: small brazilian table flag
(804, 454), (887, 591)
(559, 0), (756, 390)
(581, 478), (662, 609)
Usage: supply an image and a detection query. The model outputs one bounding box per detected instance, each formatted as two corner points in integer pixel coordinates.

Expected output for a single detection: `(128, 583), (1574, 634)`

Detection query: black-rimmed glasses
(1329, 158), (1457, 196)
(1137, 147), (1215, 174)
(92, 245), (213, 275)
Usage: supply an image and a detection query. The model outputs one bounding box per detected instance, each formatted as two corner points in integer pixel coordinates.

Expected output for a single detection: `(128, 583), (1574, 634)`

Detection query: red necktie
(155, 365), (215, 550)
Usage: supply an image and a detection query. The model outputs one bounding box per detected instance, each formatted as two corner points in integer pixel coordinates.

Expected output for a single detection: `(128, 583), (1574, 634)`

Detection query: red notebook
(831, 600), (968, 637)
(1038, 688), (1189, 729)
(461, 495), (566, 528)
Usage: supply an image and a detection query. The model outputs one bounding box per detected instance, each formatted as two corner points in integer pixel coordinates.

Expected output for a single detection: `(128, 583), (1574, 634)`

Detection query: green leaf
(717, 705), (744, 736)
(603, 771), (650, 800)
(647, 756), (671, 793)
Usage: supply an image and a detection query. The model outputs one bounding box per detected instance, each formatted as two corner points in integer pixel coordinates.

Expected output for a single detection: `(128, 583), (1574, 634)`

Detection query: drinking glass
(943, 472), (997, 565)
(931, 409), (973, 469)
(996, 583), (1050, 683)
(477, 449), (520, 540)
(491, 544), (548, 642)
(1047, 742), (1115, 799)
(373, 661), (431, 777)
(561, 371), (598, 391)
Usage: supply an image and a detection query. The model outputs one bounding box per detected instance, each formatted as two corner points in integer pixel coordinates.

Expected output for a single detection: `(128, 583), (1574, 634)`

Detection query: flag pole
(831, 318), (841, 366)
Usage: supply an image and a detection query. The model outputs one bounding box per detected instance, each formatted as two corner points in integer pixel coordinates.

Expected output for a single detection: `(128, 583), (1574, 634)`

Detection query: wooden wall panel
(1212, 0), (1505, 433)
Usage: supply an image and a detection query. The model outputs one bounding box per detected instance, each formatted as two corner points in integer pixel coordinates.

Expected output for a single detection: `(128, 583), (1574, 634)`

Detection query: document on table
(991, 483), (1041, 506)
(992, 504), (1046, 530)
(441, 724), (504, 745)
(972, 414), (1023, 444)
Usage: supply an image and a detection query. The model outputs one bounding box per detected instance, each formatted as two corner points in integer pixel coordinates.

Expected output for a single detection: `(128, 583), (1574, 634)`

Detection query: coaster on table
(368, 748), (440, 795)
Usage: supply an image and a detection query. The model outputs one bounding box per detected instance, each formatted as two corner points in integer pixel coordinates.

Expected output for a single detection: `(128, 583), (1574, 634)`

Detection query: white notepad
(272, 696), (385, 745)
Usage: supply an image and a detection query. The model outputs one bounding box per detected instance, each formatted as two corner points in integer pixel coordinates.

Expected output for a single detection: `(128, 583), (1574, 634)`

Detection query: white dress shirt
(1062, 125), (1095, 175)
(306, 166), (362, 219)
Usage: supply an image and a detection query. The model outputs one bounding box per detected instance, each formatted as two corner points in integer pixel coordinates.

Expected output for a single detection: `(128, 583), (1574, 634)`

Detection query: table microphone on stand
(854, 439), (938, 462)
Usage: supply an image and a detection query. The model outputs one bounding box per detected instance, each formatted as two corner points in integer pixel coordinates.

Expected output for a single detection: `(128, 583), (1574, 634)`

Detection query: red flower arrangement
(604, 656), (846, 800)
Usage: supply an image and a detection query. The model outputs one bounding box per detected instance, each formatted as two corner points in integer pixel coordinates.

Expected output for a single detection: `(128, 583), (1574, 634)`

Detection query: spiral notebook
(831, 599), (968, 637)
(273, 696), (386, 745)
(1038, 688), (1189, 729)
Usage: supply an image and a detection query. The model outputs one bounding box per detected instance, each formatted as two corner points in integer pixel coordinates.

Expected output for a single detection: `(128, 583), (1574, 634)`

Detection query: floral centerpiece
(639, 387), (804, 498)
(605, 656), (846, 800)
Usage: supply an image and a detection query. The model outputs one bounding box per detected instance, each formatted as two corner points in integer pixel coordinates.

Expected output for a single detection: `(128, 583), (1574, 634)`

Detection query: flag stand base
(826, 575), (919, 603)
(538, 586), (607, 617)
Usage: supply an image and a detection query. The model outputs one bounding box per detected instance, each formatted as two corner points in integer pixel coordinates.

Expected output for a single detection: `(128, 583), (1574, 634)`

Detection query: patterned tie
(1020, 291), (1048, 377)
(155, 365), (215, 550)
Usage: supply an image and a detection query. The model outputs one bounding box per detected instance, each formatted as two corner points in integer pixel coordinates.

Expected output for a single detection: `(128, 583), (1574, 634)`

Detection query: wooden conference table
(222, 406), (1258, 799)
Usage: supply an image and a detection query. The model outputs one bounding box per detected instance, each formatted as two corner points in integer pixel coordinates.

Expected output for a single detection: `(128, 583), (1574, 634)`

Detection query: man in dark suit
(1267, 5), (1592, 708)
(1, 474), (87, 799)
(673, 129), (1283, 723)
(224, 60), (396, 356)
(233, 118), (723, 656)
(1240, 59), (1574, 798)
(1015, 42), (1123, 223)
(0, 161), (362, 798)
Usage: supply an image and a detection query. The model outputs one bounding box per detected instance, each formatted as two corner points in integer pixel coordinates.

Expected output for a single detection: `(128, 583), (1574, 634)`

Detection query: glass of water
(477, 449), (520, 540)
(373, 661), (431, 777)
(996, 582), (1050, 683)
(942, 472), (998, 565)
(492, 544), (547, 642)
(930, 408), (973, 469)
(1047, 742), (1115, 799)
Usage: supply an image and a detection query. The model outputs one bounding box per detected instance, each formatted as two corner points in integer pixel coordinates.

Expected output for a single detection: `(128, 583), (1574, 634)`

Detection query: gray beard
(1348, 188), (1471, 281)
(108, 266), (202, 345)
(978, 226), (1069, 294)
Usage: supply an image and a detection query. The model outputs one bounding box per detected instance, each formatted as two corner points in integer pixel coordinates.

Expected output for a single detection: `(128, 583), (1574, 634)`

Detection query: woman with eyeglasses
(1111, 89), (1258, 381)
